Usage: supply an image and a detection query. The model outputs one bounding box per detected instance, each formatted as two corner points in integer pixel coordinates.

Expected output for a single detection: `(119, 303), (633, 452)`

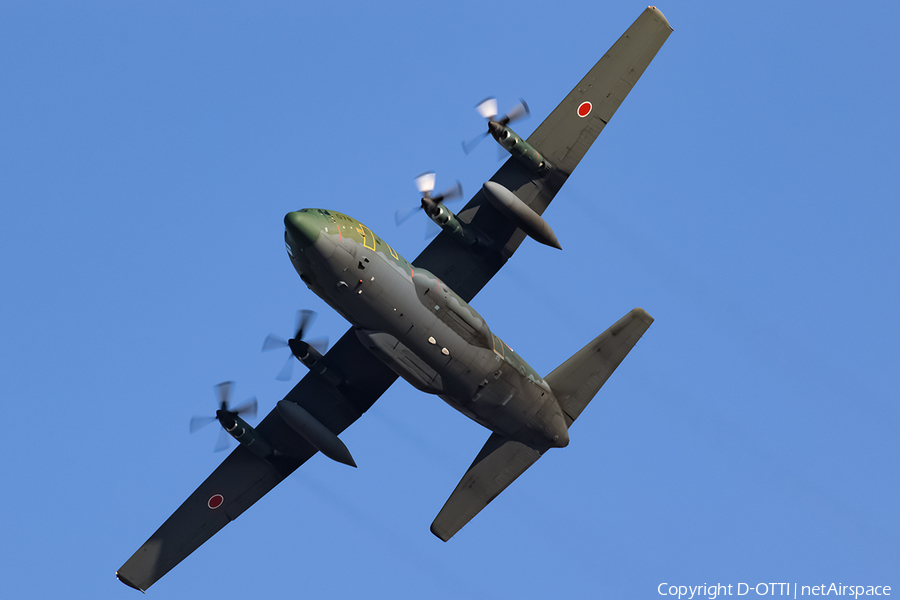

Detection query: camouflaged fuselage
(284, 208), (569, 449)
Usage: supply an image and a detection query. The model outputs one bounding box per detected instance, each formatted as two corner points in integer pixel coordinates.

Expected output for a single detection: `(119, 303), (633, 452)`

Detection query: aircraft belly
(299, 236), (565, 445)
(369, 254), (562, 443)
(467, 368), (547, 438)
(355, 329), (444, 394)
(303, 237), (401, 331)
(363, 316), (551, 441)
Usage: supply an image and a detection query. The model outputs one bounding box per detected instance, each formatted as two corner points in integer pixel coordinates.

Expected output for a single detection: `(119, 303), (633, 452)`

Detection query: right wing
(116, 329), (398, 592)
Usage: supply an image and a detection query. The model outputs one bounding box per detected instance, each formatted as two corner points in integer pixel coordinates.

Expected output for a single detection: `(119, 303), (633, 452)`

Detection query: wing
(414, 7), (672, 300)
(116, 330), (397, 592)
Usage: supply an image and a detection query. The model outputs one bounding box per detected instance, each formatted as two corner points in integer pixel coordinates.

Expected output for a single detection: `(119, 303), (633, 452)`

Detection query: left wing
(116, 330), (397, 591)
(414, 6), (672, 301)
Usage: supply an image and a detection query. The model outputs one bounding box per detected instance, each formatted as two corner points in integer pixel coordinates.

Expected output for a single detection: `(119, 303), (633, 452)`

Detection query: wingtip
(116, 571), (145, 592)
(430, 522), (452, 542)
(646, 6), (673, 31)
(632, 307), (655, 325)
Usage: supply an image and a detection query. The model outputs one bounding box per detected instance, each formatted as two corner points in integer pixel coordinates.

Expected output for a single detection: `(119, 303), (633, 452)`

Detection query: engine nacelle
(422, 200), (491, 248)
(489, 122), (552, 173)
(288, 339), (344, 388)
(217, 413), (274, 459)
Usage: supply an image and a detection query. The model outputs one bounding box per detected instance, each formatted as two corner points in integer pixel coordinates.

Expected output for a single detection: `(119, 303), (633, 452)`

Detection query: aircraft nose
(284, 211), (320, 248)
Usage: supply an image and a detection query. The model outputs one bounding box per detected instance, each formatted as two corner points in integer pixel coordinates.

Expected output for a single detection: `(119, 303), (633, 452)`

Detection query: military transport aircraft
(117, 7), (672, 591)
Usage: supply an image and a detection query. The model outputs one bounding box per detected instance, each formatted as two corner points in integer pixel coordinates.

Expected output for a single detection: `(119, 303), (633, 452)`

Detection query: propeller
(394, 171), (463, 226)
(462, 96), (530, 155)
(262, 309), (329, 381)
(189, 381), (258, 452)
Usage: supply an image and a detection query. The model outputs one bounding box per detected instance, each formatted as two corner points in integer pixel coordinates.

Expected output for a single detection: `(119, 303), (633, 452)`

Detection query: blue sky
(2, 1), (898, 598)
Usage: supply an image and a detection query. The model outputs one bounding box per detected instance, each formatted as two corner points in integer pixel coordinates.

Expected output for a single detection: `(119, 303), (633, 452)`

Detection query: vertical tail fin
(545, 308), (653, 426)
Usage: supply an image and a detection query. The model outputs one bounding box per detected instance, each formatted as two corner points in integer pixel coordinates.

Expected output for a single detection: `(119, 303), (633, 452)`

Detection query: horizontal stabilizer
(545, 307), (653, 425)
(431, 433), (545, 542)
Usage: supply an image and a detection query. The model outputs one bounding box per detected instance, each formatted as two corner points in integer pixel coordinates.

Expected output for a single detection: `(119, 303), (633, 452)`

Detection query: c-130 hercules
(117, 7), (672, 591)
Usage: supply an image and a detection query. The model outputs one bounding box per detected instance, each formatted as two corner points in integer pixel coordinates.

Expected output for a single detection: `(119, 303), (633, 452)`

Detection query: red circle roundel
(577, 101), (592, 118)
(208, 494), (224, 509)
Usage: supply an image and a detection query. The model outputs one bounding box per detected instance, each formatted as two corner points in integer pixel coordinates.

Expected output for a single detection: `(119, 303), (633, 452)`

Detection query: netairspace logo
(657, 583), (892, 599)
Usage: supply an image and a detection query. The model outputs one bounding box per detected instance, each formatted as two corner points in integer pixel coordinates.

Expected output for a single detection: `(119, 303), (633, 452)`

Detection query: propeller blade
(192, 382), (254, 452)
(295, 309), (316, 340)
(262, 334), (288, 352)
(189, 415), (217, 433)
(433, 181), (462, 204)
(414, 171), (436, 195)
(214, 381), (234, 410)
(425, 219), (441, 240)
(267, 309), (328, 379)
(214, 428), (232, 453)
(500, 98), (530, 125)
(276, 354), (295, 381)
(230, 396), (257, 419)
(462, 131), (489, 155)
(475, 96), (498, 120)
(395, 205), (422, 226)
(307, 336), (329, 354)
